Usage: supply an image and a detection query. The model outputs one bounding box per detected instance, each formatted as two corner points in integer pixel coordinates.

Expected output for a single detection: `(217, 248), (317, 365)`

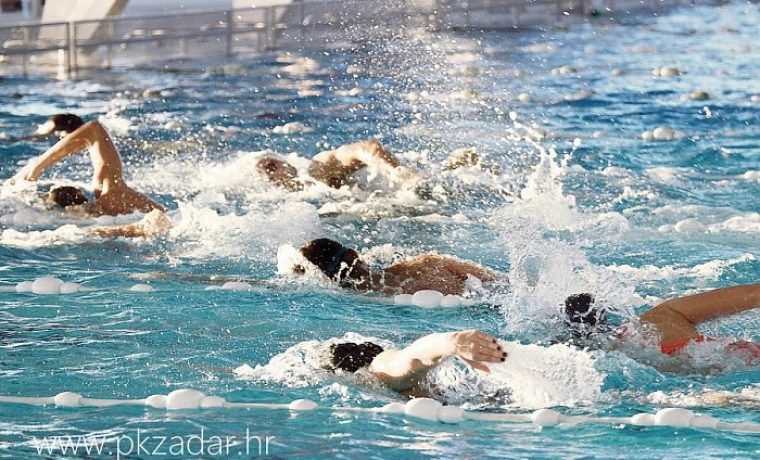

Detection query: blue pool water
(1, 2), (759, 458)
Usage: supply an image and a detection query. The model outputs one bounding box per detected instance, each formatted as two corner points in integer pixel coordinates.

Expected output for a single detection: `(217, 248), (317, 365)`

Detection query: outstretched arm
(320, 139), (399, 168)
(369, 330), (505, 390)
(641, 284), (760, 342)
(87, 209), (171, 239)
(308, 140), (401, 188)
(13, 121), (123, 187)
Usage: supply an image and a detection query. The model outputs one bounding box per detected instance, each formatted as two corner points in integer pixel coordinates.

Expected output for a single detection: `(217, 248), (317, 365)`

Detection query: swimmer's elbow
(81, 121), (106, 138)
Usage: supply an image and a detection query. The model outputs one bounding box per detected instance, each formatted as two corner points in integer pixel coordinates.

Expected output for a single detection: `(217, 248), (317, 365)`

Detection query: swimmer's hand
(9, 158), (41, 184)
(451, 329), (507, 373)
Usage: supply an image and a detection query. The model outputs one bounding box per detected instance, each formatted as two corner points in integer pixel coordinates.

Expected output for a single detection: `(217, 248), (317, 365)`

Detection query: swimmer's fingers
(480, 343), (507, 361)
(473, 330), (500, 345)
(8, 170), (26, 185)
(454, 330), (502, 351)
(471, 332), (504, 355)
(13, 159), (40, 182)
(453, 330), (506, 362)
(467, 344), (506, 362)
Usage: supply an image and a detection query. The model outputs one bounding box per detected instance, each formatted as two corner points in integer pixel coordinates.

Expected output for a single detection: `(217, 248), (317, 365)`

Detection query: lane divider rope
(1, 389), (759, 433)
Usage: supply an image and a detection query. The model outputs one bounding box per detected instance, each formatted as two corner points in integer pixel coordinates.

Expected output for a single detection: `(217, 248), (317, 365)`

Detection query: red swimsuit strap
(661, 337), (760, 365)
(660, 336), (708, 355)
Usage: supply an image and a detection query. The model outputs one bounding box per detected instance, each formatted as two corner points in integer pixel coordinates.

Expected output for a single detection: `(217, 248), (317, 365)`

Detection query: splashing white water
(234, 333), (393, 388)
(430, 341), (604, 409)
(167, 201), (320, 261)
(607, 254), (756, 282)
(236, 334), (604, 409)
(490, 132), (628, 232)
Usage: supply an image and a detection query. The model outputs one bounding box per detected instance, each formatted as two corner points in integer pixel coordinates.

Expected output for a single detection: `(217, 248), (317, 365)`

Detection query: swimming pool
(1, 1), (759, 458)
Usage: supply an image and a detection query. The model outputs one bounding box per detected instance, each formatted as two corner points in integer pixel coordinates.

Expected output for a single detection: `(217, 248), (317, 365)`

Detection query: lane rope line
(1, 389), (759, 433)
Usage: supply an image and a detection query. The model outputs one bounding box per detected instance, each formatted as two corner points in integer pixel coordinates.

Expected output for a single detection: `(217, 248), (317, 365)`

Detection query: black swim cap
(330, 342), (384, 372)
(300, 238), (354, 280)
(47, 114), (85, 134)
(564, 293), (606, 327)
(48, 186), (88, 208)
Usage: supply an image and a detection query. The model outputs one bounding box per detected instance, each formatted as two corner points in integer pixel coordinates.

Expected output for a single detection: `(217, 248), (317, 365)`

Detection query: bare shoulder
(368, 348), (404, 379)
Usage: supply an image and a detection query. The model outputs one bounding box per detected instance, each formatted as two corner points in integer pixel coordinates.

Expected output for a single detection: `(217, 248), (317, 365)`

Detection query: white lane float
(652, 66), (685, 77)
(129, 283), (155, 292)
(393, 290), (468, 308)
(0, 278), (159, 294)
(1, 390), (759, 433)
(205, 281), (254, 291)
(272, 122), (313, 134)
(641, 126), (687, 141)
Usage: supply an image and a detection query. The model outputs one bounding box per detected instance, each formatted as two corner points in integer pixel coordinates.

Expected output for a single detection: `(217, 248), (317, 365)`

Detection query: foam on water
(448, 130), (643, 340)
(491, 127), (629, 233)
(430, 341), (604, 409)
(607, 254), (756, 282)
(0, 224), (90, 248)
(167, 201), (319, 261)
(236, 334), (603, 409)
(234, 333), (393, 388)
(646, 386), (760, 409)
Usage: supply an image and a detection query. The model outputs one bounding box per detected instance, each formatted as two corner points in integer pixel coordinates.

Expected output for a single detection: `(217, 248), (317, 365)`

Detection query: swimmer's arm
(455, 260), (499, 283)
(370, 330), (504, 387)
(16, 121), (122, 183)
(313, 140), (400, 170)
(87, 210), (171, 239)
(334, 140), (400, 168)
(643, 284), (760, 328)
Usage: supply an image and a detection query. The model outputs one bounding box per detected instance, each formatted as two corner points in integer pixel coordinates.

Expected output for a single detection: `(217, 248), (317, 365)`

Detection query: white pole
(32, 0), (43, 18)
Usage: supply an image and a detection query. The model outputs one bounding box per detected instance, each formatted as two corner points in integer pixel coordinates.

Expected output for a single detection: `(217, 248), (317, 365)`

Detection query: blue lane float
(1, 391), (758, 434)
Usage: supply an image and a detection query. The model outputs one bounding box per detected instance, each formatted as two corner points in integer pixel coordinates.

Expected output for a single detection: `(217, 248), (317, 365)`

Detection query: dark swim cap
(330, 342), (384, 372)
(48, 186), (89, 208)
(564, 293), (606, 327)
(41, 114), (84, 135)
(300, 238), (354, 280)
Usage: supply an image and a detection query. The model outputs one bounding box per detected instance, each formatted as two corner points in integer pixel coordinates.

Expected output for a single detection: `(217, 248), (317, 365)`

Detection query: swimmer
(328, 329), (506, 395)
(3, 113), (84, 142)
(8, 117), (164, 217)
(563, 284), (760, 365)
(256, 139), (413, 191)
(290, 238), (501, 296)
(132, 237), (500, 292)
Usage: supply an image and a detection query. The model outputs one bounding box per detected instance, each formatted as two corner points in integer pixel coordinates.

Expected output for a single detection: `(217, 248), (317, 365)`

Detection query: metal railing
(0, 0), (732, 76)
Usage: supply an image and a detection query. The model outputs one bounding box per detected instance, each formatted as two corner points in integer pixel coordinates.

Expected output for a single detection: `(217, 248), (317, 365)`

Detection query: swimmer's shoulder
(368, 348), (402, 374)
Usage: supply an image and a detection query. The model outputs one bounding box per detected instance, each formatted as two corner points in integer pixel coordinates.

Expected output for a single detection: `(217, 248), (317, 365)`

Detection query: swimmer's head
(256, 157), (303, 191)
(36, 114), (84, 137)
(562, 293), (609, 342)
(299, 238), (370, 289)
(47, 186), (89, 208)
(564, 293), (605, 326)
(329, 342), (384, 372)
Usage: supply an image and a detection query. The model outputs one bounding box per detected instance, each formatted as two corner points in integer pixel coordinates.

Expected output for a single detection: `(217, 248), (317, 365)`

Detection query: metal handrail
(0, 0), (729, 76)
